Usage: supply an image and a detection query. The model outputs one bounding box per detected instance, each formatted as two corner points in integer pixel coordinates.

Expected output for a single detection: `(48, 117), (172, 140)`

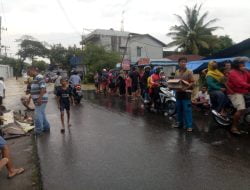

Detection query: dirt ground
(0, 78), (41, 190)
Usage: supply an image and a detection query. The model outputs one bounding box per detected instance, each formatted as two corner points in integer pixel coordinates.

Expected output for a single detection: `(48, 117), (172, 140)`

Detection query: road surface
(37, 91), (250, 190)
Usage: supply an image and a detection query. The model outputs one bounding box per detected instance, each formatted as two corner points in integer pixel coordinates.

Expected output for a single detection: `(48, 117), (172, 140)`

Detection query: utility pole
(0, 16), (7, 57)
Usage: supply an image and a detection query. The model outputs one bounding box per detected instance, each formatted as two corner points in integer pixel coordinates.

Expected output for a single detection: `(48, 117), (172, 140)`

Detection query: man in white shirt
(0, 77), (6, 105)
(192, 86), (210, 115)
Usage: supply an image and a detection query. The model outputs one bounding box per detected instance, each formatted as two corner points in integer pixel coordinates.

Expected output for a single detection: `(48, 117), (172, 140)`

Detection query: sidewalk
(0, 78), (41, 190)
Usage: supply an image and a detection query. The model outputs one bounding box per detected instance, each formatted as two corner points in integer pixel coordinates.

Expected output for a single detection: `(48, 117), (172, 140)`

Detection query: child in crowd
(57, 78), (74, 133)
(192, 86), (210, 115)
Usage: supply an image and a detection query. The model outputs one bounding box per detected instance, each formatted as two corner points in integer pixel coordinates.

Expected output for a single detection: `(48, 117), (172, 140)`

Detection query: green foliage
(167, 4), (221, 55)
(199, 35), (234, 56)
(32, 60), (49, 71)
(48, 44), (83, 71)
(17, 37), (48, 62)
(83, 43), (120, 73)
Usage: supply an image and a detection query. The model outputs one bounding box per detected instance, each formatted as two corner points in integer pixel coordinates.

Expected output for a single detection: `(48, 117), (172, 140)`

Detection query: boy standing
(56, 78), (74, 133)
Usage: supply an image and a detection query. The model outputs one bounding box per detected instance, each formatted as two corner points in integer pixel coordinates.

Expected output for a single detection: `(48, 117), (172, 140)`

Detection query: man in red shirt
(227, 57), (250, 134)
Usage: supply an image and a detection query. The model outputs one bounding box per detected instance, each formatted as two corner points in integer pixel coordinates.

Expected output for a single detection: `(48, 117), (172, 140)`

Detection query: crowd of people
(94, 57), (250, 133)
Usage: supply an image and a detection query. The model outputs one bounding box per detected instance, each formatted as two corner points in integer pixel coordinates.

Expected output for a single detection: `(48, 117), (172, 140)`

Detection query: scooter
(72, 84), (83, 104)
(143, 85), (176, 116)
(211, 94), (250, 126)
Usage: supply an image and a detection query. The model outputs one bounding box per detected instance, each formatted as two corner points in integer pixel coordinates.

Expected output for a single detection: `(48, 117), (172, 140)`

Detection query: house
(83, 29), (166, 64)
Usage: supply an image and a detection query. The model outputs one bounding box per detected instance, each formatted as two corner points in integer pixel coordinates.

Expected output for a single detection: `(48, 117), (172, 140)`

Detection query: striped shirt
(30, 74), (48, 105)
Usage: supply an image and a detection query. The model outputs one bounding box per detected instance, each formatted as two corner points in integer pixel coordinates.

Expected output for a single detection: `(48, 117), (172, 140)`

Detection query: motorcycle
(211, 94), (250, 127)
(143, 85), (176, 116)
(72, 84), (83, 104)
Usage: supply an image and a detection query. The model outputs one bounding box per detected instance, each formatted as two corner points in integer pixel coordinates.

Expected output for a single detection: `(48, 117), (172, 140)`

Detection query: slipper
(0, 158), (8, 170)
(8, 168), (25, 179)
(187, 128), (193, 132)
(230, 129), (241, 135)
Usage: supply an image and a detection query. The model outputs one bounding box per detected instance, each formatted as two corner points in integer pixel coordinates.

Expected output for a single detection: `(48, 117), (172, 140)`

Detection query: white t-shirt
(54, 76), (62, 87)
(196, 91), (210, 105)
(0, 80), (6, 97)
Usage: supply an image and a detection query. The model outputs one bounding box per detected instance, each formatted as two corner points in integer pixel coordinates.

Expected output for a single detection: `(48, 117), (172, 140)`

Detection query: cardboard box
(167, 79), (190, 90)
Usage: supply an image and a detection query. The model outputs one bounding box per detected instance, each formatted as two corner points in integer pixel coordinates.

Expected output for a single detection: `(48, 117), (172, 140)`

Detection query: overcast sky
(1, 0), (250, 56)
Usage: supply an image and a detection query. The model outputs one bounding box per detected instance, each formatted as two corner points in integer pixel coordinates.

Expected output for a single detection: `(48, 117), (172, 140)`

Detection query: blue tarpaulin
(187, 57), (250, 73)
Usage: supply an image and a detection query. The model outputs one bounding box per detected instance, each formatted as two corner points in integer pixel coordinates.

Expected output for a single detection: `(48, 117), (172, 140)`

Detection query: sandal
(230, 129), (241, 135)
(8, 168), (25, 179)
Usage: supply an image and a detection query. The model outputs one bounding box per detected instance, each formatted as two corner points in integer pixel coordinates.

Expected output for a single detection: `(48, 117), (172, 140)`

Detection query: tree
(167, 4), (220, 55)
(17, 38), (48, 63)
(199, 35), (234, 55)
(32, 60), (49, 71)
(83, 43), (120, 73)
(48, 44), (68, 69)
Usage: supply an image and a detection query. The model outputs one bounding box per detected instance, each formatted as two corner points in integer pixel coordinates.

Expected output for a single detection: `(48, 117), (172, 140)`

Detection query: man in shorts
(227, 57), (250, 134)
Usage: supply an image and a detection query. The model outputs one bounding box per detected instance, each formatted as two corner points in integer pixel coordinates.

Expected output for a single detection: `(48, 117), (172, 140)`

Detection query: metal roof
(187, 57), (250, 73)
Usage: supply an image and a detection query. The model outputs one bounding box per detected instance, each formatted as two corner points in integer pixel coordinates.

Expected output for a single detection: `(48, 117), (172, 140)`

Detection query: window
(137, 47), (142, 57)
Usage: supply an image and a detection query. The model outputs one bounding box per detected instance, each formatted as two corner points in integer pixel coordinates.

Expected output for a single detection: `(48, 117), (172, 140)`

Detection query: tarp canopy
(187, 57), (250, 74)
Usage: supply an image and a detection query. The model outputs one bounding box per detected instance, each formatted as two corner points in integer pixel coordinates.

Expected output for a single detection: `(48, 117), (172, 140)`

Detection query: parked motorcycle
(212, 94), (250, 126)
(72, 84), (83, 104)
(143, 86), (176, 116)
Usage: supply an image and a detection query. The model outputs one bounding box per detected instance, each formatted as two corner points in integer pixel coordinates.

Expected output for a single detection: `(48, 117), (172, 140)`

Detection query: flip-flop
(230, 129), (241, 135)
(8, 168), (25, 179)
(0, 158), (8, 170)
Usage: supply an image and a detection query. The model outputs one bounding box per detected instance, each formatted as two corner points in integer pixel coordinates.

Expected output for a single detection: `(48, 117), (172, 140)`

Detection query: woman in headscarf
(206, 61), (228, 116)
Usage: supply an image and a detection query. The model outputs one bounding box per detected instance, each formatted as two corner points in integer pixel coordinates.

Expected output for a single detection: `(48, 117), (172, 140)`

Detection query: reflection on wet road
(37, 91), (250, 190)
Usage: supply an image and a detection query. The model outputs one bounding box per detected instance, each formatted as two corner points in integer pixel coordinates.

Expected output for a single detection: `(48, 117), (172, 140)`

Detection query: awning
(186, 57), (250, 73)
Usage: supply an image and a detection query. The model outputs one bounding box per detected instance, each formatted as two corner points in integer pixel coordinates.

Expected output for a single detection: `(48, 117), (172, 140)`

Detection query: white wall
(127, 36), (163, 63)
(0, 65), (13, 79)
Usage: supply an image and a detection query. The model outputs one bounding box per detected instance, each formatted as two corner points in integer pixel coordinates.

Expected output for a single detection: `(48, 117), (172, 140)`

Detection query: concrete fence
(0, 64), (13, 79)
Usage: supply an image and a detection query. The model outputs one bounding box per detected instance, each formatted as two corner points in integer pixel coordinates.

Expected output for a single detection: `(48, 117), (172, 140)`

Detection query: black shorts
(131, 84), (138, 93)
(60, 103), (70, 112)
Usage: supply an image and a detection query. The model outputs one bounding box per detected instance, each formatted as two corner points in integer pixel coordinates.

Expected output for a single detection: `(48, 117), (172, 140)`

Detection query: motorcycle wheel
(164, 100), (176, 116)
(243, 112), (250, 125)
(211, 110), (232, 127)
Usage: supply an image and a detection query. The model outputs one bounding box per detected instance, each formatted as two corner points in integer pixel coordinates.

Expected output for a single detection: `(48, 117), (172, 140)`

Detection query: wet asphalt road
(37, 91), (250, 190)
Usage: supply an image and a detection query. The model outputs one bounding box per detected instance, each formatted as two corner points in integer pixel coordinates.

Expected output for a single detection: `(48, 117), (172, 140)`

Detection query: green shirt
(206, 76), (224, 92)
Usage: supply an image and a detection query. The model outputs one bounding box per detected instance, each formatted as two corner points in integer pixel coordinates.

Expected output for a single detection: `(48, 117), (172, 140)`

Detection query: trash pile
(0, 102), (34, 140)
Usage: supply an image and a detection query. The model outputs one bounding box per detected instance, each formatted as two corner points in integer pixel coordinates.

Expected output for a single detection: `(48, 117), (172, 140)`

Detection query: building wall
(0, 65), (13, 79)
(127, 36), (163, 63)
(86, 33), (164, 63)
(99, 35), (128, 53)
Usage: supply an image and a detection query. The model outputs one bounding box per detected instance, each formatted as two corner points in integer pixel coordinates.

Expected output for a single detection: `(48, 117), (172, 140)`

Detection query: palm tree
(167, 4), (221, 55)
